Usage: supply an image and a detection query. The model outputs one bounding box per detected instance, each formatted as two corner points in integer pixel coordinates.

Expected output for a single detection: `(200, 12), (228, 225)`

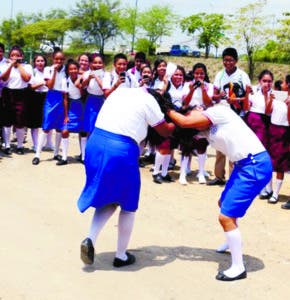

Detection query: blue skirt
(42, 90), (64, 130)
(83, 94), (104, 133)
(220, 151), (272, 218)
(63, 98), (84, 132)
(77, 127), (141, 213)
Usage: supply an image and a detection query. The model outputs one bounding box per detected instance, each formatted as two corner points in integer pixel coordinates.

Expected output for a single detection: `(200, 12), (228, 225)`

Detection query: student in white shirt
(77, 87), (175, 267)
(166, 104), (272, 282)
(0, 45), (32, 155)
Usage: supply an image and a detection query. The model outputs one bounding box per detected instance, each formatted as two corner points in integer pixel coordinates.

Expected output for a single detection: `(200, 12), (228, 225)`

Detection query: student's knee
(218, 214), (237, 232)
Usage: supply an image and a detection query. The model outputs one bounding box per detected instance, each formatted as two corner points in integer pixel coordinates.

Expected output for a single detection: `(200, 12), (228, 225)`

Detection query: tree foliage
(180, 13), (227, 58)
(137, 5), (177, 55)
(228, 0), (272, 79)
(71, 0), (122, 54)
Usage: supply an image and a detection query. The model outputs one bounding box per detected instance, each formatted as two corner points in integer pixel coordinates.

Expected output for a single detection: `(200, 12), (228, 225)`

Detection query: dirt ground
(0, 134), (289, 300)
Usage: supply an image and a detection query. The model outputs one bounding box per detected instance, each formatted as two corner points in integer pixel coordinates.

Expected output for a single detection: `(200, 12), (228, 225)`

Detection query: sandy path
(0, 134), (289, 300)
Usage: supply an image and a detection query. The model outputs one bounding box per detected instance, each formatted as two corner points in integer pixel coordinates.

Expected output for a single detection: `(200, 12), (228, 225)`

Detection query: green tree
(275, 12), (290, 62)
(228, 0), (272, 79)
(71, 0), (122, 55)
(138, 5), (177, 55)
(180, 13), (227, 58)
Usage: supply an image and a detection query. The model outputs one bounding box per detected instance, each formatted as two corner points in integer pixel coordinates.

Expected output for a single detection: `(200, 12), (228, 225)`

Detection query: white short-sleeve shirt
(202, 105), (265, 162)
(61, 77), (82, 100)
(0, 63), (33, 89)
(184, 81), (214, 107)
(29, 68), (48, 92)
(102, 70), (139, 90)
(248, 86), (269, 114)
(271, 100), (289, 126)
(168, 82), (189, 108)
(96, 88), (165, 144)
(43, 66), (66, 91)
(82, 69), (105, 96)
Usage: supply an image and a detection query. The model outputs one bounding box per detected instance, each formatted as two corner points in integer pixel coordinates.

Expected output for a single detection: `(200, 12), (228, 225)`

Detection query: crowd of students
(0, 43), (289, 206)
(0, 42), (289, 280)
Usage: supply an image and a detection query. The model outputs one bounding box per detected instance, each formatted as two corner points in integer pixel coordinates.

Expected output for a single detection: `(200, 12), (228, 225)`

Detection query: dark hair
(258, 69), (274, 81)
(192, 62), (210, 83)
(113, 53), (127, 64)
(89, 52), (104, 63)
(78, 53), (90, 62)
(33, 54), (47, 67)
(222, 47), (238, 61)
(8, 45), (24, 57)
(285, 74), (290, 84)
(0, 42), (5, 52)
(135, 51), (146, 62)
(52, 47), (64, 58)
(153, 58), (167, 80)
(274, 80), (283, 91)
(65, 59), (79, 77)
(141, 64), (152, 74)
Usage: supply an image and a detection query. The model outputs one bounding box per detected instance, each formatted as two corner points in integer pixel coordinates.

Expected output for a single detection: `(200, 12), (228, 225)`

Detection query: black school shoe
(207, 177), (226, 186)
(32, 157), (40, 165)
(113, 252), (136, 268)
(259, 191), (273, 200)
(80, 238), (95, 265)
(281, 200), (290, 210)
(161, 174), (175, 182)
(216, 270), (247, 281)
(56, 159), (68, 166)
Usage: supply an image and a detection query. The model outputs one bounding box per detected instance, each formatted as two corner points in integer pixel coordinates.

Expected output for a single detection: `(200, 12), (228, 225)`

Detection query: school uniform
(268, 99), (290, 172)
(245, 86), (271, 148)
(202, 105), (272, 217)
(0, 62), (33, 127)
(77, 87), (165, 213)
(102, 70), (139, 90)
(128, 66), (142, 83)
(212, 68), (251, 180)
(0, 57), (8, 126)
(42, 66), (66, 130)
(82, 69), (106, 133)
(62, 76), (84, 133)
(26, 68), (48, 128)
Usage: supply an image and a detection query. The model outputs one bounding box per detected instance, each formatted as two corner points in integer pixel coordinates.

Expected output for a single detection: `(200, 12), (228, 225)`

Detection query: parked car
(169, 45), (201, 57)
(169, 45), (190, 56)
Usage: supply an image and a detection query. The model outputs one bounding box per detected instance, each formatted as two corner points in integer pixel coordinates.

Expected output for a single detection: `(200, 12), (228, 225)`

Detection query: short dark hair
(113, 53), (127, 63)
(135, 51), (146, 62)
(222, 47), (238, 61)
(0, 42), (5, 52)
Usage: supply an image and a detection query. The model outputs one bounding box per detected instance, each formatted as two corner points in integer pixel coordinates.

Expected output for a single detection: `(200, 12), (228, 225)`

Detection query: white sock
(80, 137), (87, 160)
(35, 131), (47, 158)
(197, 153), (206, 175)
(273, 179), (283, 198)
(224, 228), (245, 278)
(61, 138), (69, 161)
(161, 154), (171, 177)
(116, 210), (135, 260)
(54, 132), (62, 156)
(179, 156), (189, 182)
(153, 151), (163, 175)
(45, 130), (54, 147)
(88, 205), (117, 245)
(16, 128), (25, 148)
(3, 126), (12, 148)
(217, 219), (239, 252)
(266, 179), (273, 193)
(31, 128), (39, 150)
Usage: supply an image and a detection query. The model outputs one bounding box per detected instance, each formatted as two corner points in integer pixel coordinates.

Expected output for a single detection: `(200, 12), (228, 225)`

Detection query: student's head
(222, 47), (238, 73)
(140, 65), (153, 79)
(113, 53), (128, 74)
(274, 80), (283, 91)
(52, 48), (65, 70)
(78, 53), (90, 73)
(192, 62), (210, 83)
(0, 42), (5, 60)
(8, 45), (24, 61)
(89, 53), (104, 70)
(33, 54), (47, 70)
(134, 51), (146, 70)
(171, 65), (185, 88)
(65, 59), (79, 79)
(153, 58), (167, 79)
(258, 69), (274, 91)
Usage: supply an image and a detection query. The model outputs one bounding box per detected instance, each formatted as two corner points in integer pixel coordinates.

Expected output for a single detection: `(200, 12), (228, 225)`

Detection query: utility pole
(131, 0), (138, 53)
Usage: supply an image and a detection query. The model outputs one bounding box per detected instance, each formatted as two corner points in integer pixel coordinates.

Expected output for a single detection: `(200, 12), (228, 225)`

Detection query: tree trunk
(247, 49), (254, 81)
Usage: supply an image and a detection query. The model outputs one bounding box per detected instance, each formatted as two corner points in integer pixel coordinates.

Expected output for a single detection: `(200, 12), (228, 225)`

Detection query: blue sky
(1, 0), (288, 20)
(1, 0), (289, 52)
